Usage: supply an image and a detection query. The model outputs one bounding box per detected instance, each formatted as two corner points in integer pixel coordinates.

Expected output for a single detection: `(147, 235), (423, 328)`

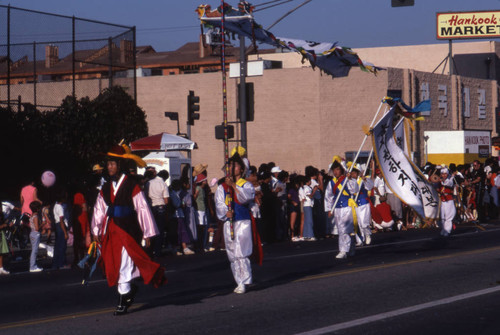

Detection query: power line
(266, 0), (313, 30)
(254, 0), (295, 12)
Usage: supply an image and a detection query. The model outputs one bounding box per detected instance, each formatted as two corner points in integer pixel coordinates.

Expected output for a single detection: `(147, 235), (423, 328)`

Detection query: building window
(438, 84), (448, 117)
(462, 87), (470, 118)
(478, 89), (486, 119)
(420, 82), (430, 116)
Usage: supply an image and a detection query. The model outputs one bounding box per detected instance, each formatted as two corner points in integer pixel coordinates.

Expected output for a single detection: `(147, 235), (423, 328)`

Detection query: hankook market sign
(437, 10), (500, 40)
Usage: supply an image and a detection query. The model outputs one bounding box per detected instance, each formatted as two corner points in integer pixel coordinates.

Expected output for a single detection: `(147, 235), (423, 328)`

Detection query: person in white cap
(270, 166), (282, 190)
(438, 166), (456, 237)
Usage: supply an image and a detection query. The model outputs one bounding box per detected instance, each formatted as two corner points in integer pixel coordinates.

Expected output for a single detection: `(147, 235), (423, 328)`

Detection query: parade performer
(92, 144), (166, 315)
(438, 167), (456, 237)
(349, 162), (374, 246)
(324, 158), (359, 259)
(215, 153), (263, 294)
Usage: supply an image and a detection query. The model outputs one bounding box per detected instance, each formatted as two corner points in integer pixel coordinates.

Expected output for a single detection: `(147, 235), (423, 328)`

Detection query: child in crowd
(170, 179), (194, 255)
(288, 175), (301, 242)
(300, 176), (317, 241)
(0, 211), (10, 275)
(52, 194), (69, 269)
(194, 173), (208, 251)
(29, 201), (43, 272)
(40, 205), (52, 243)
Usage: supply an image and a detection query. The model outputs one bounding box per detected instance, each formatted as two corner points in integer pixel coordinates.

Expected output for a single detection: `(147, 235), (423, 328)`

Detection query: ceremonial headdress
(330, 155), (345, 172)
(107, 143), (147, 168)
(231, 145), (247, 158)
(347, 161), (360, 172)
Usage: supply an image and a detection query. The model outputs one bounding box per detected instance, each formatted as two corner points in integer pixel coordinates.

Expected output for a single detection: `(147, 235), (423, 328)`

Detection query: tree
(0, 86), (149, 199)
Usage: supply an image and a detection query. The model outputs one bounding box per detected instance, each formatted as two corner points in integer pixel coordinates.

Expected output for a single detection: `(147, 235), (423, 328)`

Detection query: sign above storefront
(437, 10), (500, 40)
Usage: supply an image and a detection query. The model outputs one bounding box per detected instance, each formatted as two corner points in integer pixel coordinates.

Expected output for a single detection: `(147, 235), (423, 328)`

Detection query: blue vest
(224, 179), (251, 221)
(331, 178), (351, 208)
(356, 182), (370, 206)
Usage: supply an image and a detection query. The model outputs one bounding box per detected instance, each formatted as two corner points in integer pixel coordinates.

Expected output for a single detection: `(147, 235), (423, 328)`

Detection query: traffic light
(187, 90), (200, 126)
(391, 0), (414, 7)
(215, 124), (234, 140)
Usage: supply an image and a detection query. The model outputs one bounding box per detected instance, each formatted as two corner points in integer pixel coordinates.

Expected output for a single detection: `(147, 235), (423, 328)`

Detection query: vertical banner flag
(373, 107), (439, 219)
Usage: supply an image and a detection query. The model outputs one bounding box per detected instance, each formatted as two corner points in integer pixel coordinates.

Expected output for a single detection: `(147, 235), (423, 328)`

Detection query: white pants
(117, 246), (140, 294)
(326, 214), (338, 235)
(374, 220), (394, 229)
(223, 220), (253, 286)
(355, 203), (372, 240)
(197, 210), (207, 226)
(440, 200), (456, 236)
(334, 207), (354, 253)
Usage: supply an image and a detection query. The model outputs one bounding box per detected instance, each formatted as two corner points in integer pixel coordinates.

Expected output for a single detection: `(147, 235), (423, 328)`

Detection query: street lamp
(164, 111), (181, 136)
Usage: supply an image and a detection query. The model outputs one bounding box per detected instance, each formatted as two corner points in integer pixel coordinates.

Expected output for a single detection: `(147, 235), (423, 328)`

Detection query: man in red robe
(92, 144), (166, 315)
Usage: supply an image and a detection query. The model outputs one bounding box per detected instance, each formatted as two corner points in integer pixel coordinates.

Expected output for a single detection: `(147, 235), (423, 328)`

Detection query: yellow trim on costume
(333, 177), (350, 196)
(348, 198), (358, 232)
(236, 178), (247, 187)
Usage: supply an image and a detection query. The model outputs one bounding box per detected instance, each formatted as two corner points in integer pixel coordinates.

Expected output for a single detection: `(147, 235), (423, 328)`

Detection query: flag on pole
(196, 2), (382, 78)
(372, 106), (439, 220)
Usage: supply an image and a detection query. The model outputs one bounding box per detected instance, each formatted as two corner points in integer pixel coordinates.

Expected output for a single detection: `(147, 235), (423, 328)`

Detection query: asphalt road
(1, 223), (500, 335)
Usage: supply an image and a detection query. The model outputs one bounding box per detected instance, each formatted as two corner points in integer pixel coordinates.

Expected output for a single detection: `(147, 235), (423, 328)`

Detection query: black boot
(113, 284), (138, 316)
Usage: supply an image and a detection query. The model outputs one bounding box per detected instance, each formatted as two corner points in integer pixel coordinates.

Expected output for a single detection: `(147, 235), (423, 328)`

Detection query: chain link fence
(0, 5), (136, 112)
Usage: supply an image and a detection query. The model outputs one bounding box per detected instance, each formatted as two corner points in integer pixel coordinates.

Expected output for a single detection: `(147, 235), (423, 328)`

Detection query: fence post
(108, 37), (113, 89)
(7, 5), (11, 110)
(33, 41), (37, 108)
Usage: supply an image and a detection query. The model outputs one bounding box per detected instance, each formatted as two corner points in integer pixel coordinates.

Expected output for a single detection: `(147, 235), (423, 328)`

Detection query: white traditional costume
(438, 168), (456, 237)
(215, 176), (260, 293)
(324, 173), (359, 258)
(354, 176), (374, 245)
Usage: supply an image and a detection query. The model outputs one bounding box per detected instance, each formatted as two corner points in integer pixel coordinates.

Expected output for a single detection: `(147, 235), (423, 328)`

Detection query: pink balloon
(41, 170), (56, 187)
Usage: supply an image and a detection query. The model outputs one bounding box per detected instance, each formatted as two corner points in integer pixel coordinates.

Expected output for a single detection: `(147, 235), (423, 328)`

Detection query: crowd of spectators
(1, 154), (500, 276)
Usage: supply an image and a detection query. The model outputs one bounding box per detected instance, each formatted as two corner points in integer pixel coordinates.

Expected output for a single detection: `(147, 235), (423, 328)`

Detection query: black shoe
(113, 284), (138, 316)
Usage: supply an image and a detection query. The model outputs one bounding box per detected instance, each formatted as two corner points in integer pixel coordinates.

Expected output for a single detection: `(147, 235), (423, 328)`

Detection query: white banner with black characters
(372, 107), (439, 219)
(394, 118), (410, 157)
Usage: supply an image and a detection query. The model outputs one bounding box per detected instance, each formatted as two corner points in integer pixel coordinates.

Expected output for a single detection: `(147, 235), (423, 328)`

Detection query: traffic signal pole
(186, 90), (199, 194)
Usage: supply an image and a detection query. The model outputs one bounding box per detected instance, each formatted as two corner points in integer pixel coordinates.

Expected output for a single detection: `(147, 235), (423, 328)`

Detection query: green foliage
(0, 86), (148, 199)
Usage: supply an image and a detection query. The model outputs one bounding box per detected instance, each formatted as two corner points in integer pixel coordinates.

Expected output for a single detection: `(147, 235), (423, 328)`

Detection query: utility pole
(239, 34), (248, 151)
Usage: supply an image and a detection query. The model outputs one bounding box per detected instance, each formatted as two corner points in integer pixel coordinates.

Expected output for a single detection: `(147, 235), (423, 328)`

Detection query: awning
(130, 133), (195, 151)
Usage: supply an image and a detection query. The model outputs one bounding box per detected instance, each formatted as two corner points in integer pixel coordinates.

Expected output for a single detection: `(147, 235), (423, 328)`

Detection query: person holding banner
(215, 153), (263, 294)
(438, 167), (456, 237)
(324, 159), (359, 259)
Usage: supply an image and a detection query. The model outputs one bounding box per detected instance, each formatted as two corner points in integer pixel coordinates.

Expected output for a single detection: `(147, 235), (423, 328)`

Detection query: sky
(1, 0), (500, 52)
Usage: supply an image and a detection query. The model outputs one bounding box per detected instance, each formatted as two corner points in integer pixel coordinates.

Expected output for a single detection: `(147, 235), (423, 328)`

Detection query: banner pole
(353, 148), (374, 204)
(330, 100), (385, 215)
(220, 1), (235, 239)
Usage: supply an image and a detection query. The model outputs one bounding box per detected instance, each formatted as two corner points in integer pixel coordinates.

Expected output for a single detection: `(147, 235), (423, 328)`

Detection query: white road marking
(295, 286), (500, 335)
